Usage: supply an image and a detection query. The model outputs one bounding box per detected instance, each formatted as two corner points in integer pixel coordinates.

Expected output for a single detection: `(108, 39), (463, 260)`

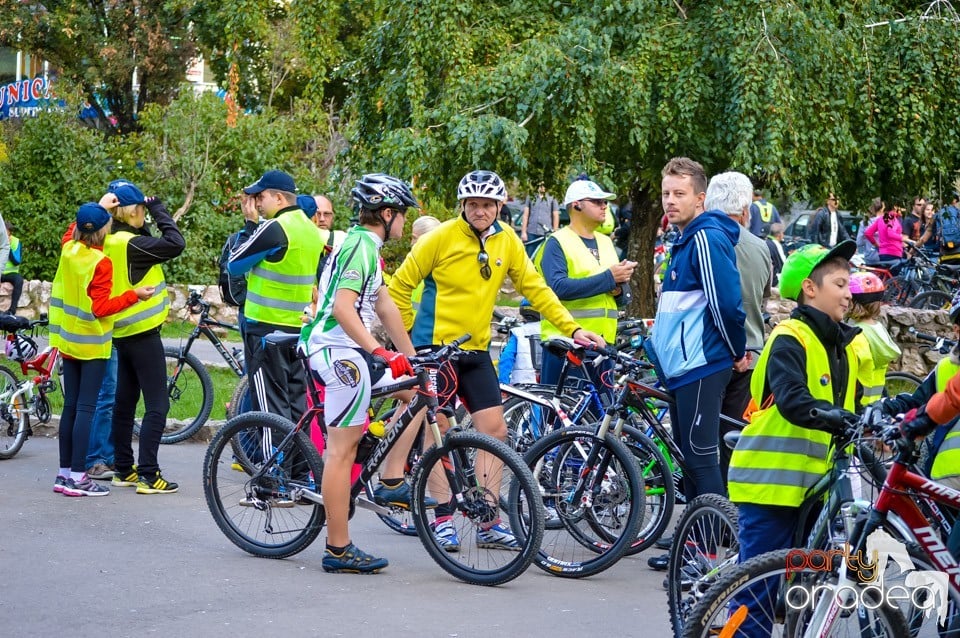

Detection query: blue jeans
(734, 503), (803, 637)
(86, 346), (117, 469)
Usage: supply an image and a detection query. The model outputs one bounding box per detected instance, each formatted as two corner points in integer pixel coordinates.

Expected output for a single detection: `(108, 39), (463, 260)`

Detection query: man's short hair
(704, 172), (753, 217)
(769, 222), (784, 236)
(662, 157), (707, 195)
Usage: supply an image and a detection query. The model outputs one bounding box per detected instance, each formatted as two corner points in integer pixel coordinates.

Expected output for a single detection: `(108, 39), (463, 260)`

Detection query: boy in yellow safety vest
(726, 240), (861, 635)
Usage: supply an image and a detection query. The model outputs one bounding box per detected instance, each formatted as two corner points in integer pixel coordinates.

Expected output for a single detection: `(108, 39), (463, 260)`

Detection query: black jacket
(809, 207), (851, 247)
(110, 198), (186, 285)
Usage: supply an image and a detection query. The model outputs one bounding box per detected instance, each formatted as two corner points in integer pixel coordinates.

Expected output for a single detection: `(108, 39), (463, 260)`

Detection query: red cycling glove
(372, 347), (414, 378)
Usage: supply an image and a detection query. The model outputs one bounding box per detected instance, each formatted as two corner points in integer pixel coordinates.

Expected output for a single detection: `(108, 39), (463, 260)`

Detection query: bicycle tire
(681, 547), (910, 638)
(203, 411), (325, 558)
(620, 423), (675, 555)
(520, 426), (643, 578)
(883, 371), (923, 399)
(0, 364), (28, 459)
(226, 375), (251, 421)
(909, 289), (952, 310)
(667, 493), (740, 638)
(410, 429), (544, 586)
(135, 346), (214, 444)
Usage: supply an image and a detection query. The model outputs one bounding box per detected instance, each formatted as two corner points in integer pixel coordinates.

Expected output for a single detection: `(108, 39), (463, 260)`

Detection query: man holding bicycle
(388, 169), (604, 550)
(301, 173), (424, 574)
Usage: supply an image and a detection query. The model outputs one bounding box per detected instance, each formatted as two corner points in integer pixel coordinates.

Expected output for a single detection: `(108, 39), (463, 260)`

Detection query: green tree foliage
(343, 0), (960, 315)
(0, 0), (196, 133)
(0, 111), (112, 280)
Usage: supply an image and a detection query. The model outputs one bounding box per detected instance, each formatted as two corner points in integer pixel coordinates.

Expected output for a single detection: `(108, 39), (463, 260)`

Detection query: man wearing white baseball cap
(535, 178), (636, 391)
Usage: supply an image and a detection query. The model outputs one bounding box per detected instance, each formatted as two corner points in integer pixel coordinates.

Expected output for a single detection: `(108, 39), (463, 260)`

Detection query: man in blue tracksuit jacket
(651, 157), (747, 507)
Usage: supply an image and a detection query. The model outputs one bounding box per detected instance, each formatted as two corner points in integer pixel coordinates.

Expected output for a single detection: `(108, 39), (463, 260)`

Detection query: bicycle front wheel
(883, 371), (922, 399)
(522, 426), (644, 578)
(0, 364), (28, 459)
(681, 548), (909, 638)
(204, 411), (325, 558)
(225, 375), (251, 421)
(667, 494), (740, 638)
(909, 289), (952, 310)
(136, 346), (214, 444)
(410, 430), (544, 586)
(620, 423), (675, 555)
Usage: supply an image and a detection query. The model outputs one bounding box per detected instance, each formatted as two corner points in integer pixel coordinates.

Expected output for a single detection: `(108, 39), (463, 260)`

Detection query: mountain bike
(0, 315), (62, 459)
(138, 288), (244, 443)
(681, 408), (960, 638)
(203, 333), (545, 586)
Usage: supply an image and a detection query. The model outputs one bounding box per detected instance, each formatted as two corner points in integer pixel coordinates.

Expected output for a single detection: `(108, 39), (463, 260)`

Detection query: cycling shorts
(424, 347), (501, 413)
(310, 347), (393, 428)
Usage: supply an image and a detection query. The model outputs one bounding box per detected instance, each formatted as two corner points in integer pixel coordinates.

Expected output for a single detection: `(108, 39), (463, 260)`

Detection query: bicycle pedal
(356, 496), (392, 516)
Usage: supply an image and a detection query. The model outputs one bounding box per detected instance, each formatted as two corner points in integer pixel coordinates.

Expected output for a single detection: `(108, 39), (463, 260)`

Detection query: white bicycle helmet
(457, 170), (508, 202)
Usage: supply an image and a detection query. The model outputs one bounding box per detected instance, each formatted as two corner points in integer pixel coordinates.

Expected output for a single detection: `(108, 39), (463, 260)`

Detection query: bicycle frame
(177, 314), (243, 377)
(13, 344), (61, 423)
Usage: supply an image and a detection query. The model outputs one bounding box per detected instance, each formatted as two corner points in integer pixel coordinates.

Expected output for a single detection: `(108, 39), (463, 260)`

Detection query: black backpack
(218, 231), (247, 307)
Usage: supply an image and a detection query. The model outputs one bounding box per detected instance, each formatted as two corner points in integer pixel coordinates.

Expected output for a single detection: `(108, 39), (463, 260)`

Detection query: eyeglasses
(478, 250), (491, 280)
(585, 198), (608, 208)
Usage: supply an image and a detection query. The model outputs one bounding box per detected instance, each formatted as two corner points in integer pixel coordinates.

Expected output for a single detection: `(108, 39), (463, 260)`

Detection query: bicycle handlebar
(907, 326), (957, 352)
(407, 334), (472, 369)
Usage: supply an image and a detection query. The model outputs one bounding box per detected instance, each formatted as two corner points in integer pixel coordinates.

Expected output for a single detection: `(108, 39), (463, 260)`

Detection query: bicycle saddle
(0, 314), (29, 332)
(541, 337), (586, 358)
(263, 332), (299, 348)
(722, 430), (741, 450)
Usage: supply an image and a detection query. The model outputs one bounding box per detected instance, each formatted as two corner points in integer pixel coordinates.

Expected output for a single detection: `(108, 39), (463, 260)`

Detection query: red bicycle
(0, 314), (63, 459)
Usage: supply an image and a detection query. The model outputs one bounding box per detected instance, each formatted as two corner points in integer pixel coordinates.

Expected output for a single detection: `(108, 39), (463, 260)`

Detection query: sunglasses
(584, 198), (608, 208)
(478, 250), (492, 280)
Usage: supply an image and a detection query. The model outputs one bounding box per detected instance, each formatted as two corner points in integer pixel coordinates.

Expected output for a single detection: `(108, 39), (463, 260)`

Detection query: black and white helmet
(351, 173), (419, 211)
(457, 170), (508, 202)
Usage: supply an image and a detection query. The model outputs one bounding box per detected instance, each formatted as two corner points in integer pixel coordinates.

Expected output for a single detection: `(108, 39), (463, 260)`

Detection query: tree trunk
(625, 184), (660, 319)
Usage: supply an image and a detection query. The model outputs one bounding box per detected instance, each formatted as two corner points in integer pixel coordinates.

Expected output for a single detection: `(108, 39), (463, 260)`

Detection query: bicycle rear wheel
(909, 289), (952, 310)
(135, 346), (214, 444)
(520, 426), (643, 578)
(620, 423), (674, 555)
(410, 430), (544, 586)
(681, 548), (909, 638)
(204, 411), (325, 558)
(226, 375), (251, 421)
(883, 371), (922, 399)
(0, 364), (28, 459)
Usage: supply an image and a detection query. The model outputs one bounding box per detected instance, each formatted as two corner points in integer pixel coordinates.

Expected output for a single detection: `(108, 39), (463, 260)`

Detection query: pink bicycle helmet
(849, 271), (885, 304)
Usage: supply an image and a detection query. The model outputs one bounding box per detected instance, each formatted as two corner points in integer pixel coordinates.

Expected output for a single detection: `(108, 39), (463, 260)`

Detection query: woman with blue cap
(50, 203), (154, 497)
(99, 180), (185, 494)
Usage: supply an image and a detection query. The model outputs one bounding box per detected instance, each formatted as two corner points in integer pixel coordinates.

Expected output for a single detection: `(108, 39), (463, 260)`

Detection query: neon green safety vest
(535, 227), (619, 343)
(49, 241), (114, 359)
(932, 358), (960, 480)
(3, 236), (19, 275)
(245, 210), (323, 328)
(103, 231), (169, 338)
(728, 319), (858, 508)
(851, 332), (884, 406)
(757, 201), (774, 223)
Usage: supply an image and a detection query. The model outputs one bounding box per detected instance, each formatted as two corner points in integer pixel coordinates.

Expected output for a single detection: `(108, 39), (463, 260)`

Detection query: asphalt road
(3, 436), (676, 638)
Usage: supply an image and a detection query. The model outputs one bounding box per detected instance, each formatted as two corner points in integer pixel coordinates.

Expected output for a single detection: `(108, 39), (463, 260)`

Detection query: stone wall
(5, 280), (952, 378)
(765, 295), (954, 378)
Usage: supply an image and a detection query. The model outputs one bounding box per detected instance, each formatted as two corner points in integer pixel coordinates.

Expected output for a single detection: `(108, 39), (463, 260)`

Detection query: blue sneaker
(372, 481), (437, 510)
(432, 518), (461, 553)
(476, 523), (521, 551)
(322, 543), (388, 574)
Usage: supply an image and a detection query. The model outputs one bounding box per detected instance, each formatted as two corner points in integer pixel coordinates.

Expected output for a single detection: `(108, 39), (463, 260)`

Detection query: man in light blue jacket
(652, 157), (747, 498)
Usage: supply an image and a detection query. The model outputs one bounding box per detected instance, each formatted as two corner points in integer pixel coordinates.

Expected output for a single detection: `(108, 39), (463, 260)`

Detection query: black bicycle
(203, 333), (545, 586)
(136, 288), (244, 444)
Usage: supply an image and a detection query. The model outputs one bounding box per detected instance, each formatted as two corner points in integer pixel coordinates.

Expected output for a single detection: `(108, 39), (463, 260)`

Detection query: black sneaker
(136, 472), (179, 494)
(112, 467), (138, 487)
(322, 543), (388, 574)
(654, 535), (673, 550)
(647, 552), (670, 571)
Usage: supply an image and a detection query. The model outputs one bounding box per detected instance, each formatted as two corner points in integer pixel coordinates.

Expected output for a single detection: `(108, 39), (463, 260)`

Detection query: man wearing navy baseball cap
(227, 170), (323, 421)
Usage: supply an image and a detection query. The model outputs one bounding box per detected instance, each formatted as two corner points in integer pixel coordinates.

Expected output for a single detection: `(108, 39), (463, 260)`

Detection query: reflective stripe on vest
(49, 241), (113, 359)
(536, 227), (619, 342)
(728, 319), (858, 507)
(245, 211), (323, 328)
(103, 231), (169, 337)
(931, 425), (960, 480)
(3, 236), (20, 274)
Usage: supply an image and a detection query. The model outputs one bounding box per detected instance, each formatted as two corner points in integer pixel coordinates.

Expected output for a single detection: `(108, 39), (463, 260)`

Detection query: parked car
(783, 209), (859, 252)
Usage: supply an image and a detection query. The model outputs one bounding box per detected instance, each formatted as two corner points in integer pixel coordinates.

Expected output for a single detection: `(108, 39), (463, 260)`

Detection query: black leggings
(668, 367), (732, 499)
(112, 329), (169, 477)
(59, 357), (108, 472)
